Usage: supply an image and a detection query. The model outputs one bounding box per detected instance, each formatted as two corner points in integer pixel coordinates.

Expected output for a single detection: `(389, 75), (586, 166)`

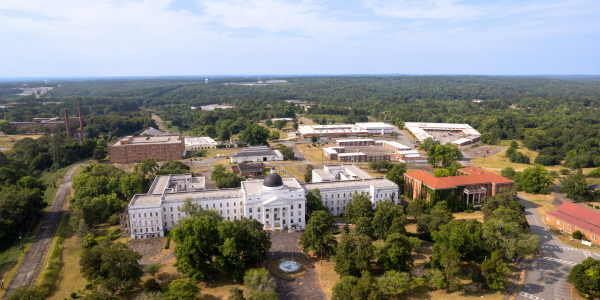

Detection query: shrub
(108, 214), (120, 225)
(505, 147), (516, 158)
(70, 292), (77, 299)
(534, 155), (561, 166)
(142, 278), (162, 292)
(465, 210), (474, 213)
(596, 205), (600, 209)
(510, 141), (518, 149)
(588, 203), (594, 207)
(573, 230), (583, 239)
(85, 282), (93, 290)
(164, 236), (171, 249)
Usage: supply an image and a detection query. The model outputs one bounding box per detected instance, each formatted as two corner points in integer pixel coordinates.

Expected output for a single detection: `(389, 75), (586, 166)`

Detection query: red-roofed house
(544, 202), (600, 245)
(404, 167), (515, 205)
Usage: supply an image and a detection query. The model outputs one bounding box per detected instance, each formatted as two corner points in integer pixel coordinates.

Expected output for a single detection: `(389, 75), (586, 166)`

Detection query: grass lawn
(546, 226), (600, 253)
(453, 211), (484, 223)
(518, 192), (556, 218)
(282, 165), (310, 182)
(406, 218), (418, 234)
(307, 251), (339, 300)
(0, 134), (44, 149)
(471, 147), (540, 171)
(40, 165), (73, 205)
(296, 144), (337, 164)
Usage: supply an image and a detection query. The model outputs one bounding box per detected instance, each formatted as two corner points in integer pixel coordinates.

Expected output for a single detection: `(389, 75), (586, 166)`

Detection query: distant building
(404, 166), (514, 204)
(219, 140), (248, 148)
(312, 165), (374, 182)
(266, 80), (287, 83)
(230, 146), (284, 163)
(185, 137), (218, 150)
(336, 138), (375, 147)
(284, 100), (309, 105)
(109, 135), (186, 163)
(395, 149), (427, 163)
(140, 127), (165, 136)
(200, 104), (234, 111)
(382, 141), (411, 152)
(354, 122), (395, 135)
(404, 122), (481, 144)
(271, 118), (294, 123)
(298, 122), (394, 138)
(472, 99), (484, 103)
(544, 201), (600, 245)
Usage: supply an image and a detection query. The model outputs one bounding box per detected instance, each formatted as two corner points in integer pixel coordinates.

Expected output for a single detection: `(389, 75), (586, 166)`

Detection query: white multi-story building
(122, 167), (399, 239)
(230, 146), (284, 163)
(185, 136), (219, 150)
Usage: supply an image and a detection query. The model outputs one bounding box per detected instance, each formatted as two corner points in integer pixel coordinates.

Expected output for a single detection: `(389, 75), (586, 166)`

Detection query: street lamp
(19, 234), (23, 252)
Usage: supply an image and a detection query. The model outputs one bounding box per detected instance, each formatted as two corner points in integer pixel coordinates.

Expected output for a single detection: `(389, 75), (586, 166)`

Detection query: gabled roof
(404, 169), (514, 190)
(555, 201), (600, 228)
(547, 210), (600, 235)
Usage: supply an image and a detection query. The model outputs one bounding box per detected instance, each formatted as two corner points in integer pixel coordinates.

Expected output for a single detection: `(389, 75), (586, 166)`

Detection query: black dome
(263, 173), (283, 187)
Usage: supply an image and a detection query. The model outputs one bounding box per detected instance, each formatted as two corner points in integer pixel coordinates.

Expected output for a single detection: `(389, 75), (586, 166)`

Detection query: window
(138, 213), (141, 218)
(213, 204), (215, 208)
(249, 208), (253, 213)
(234, 216), (237, 220)
(206, 204), (208, 208)
(171, 221), (174, 225)
(164, 222), (167, 226)
(178, 213), (181, 218)
(221, 210), (223, 214)
(338, 194), (340, 198)
(258, 208), (261, 212)
(227, 210), (229, 214)
(139, 221), (142, 226)
(291, 212), (294, 216)
(249, 215), (253, 220)
(170, 207), (173, 212)
(234, 209), (236, 213)
(220, 203), (223, 207)
(163, 208), (166, 212)
(227, 217), (230, 221)
(298, 204), (301, 209)
(171, 214), (173, 219)
(299, 211), (301, 215)
(299, 218), (301, 222)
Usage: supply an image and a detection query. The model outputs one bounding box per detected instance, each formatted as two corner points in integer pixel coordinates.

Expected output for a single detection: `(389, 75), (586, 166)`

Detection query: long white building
(121, 168), (399, 240)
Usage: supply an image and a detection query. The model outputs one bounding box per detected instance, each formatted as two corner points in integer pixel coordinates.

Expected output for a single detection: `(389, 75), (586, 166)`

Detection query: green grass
(39, 214), (70, 292)
(41, 165), (73, 205)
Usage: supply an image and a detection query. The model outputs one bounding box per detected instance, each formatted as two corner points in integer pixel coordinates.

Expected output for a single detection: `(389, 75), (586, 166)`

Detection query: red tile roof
(556, 201), (600, 228)
(405, 169), (514, 190)
(546, 210), (600, 235)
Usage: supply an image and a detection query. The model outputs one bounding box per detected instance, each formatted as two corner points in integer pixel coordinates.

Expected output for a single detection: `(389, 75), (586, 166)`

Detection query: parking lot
(426, 130), (466, 144)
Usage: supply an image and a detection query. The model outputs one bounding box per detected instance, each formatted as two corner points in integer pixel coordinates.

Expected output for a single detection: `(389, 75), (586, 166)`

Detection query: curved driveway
(517, 196), (600, 300)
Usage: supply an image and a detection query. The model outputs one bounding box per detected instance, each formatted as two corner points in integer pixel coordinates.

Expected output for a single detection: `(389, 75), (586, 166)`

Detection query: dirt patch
(128, 237), (174, 265)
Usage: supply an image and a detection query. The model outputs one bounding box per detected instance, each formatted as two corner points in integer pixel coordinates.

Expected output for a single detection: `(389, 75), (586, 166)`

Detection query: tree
(433, 169), (450, 177)
(334, 232), (373, 277)
(171, 216), (220, 280)
(243, 269), (276, 299)
(560, 170), (589, 200)
(408, 236), (424, 253)
(372, 200), (406, 240)
(385, 163), (406, 193)
(166, 279), (200, 300)
(292, 122), (298, 130)
(416, 202), (453, 236)
(510, 141), (518, 149)
(216, 172), (243, 188)
(228, 287), (246, 300)
(7, 286), (48, 300)
(268, 131), (280, 141)
(505, 147), (516, 158)
(280, 146), (294, 160)
(161, 160), (190, 171)
(137, 292), (164, 300)
(211, 164), (228, 182)
(142, 278), (162, 292)
(431, 219), (487, 264)
(179, 198), (224, 222)
(481, 251), (510, 290)
(274, 120), (287, 130)
(573, 230), (583, 239)
(119, 175), (144, 199)
(440, 245), (462, 291)
(332, 271), (383, 300)
(445, 161), (464, 177)
(82, 233), (98, 249)
(306, 188), (327, 216)
(81, 290), (120, 300)
(298, 211), (337, 256)
(481, 189), (519, 221)
(501, 167), (517, 180)
(376, 233), (413, 273)
(406, 198), (425, 219)
(310, 135), (318, 143)
(567, 257), (600, 299)
(427, 143), (463, 168)
(517, 164), (555, 194)
(238, 122), (270, 146)
(304, 164), (314, 182)
(143, 262), (162, 278)
(93, 147), (107, 161)
(345, 192), (374, 225)
(265, 119), (273, 127)
(419, 137), (438, 152)
(483, 215), (540, 258)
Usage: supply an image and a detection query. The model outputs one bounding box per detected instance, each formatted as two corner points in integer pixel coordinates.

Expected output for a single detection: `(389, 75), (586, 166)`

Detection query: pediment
(261, 196), (293, 207)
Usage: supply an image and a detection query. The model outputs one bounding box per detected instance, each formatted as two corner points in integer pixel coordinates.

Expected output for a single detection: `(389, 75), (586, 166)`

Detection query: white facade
(185, 136), (219, 150)
(355, 122), (396, 135)
(404, 122), (481, 142)
(230, 146), (284, 163)
(126, 167), (400, 239)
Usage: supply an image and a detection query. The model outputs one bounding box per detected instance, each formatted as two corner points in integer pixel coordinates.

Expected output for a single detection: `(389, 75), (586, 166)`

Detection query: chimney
(64, 109), (71, 137)
(78, 102), (84, 129)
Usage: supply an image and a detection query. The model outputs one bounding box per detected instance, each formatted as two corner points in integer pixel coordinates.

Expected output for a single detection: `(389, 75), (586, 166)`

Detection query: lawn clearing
(0, 134), (44, 149)
(453, 211), (484, 223)
(518, 191), (556, 218)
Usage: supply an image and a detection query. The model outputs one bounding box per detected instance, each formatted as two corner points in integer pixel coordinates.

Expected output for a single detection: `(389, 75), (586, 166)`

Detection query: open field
(518, 191), (556, 218)
(453, 211), (484, 223)
(0, 134), (44, 149)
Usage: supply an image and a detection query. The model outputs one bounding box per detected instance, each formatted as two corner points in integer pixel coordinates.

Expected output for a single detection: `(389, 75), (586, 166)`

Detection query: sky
(1, 0), (599, 77)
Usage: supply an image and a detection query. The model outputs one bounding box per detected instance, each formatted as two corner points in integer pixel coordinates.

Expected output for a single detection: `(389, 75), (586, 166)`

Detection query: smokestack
(78, 102), (84, 129)
(64, 109), (71, 137)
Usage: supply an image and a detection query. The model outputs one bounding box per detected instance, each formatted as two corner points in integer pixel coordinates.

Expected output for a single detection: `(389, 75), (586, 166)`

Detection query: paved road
(151, 114), (169, 132)
(517, 196), (600, 300)
(268, 232), (327, 300)
(3, 162), (86, 299)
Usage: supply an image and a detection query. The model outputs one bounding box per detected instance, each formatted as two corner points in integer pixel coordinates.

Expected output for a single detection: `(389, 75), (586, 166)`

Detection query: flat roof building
(355, 122), (395, 135)
(200, 104), (234, 111)
(185, 137), (218, 150)
(230, 146), (284, 163)
(109, 135), (186, 164)
(271, 118), (294, 123)
(404, 122), (481, 143)
(298, 123), (395, 138)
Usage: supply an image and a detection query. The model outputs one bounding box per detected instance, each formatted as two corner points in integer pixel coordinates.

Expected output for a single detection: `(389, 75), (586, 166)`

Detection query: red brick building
(109, 135), (185, 163)
(545, 202), (600, 245)
(404, 167), (515, 204)
(336, 139), (375, 147)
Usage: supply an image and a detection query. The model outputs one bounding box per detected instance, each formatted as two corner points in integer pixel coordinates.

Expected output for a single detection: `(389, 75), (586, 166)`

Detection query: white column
(287, 205), (291, 229)
(270, 208), (274, 230)
(262, 207), (266, 229)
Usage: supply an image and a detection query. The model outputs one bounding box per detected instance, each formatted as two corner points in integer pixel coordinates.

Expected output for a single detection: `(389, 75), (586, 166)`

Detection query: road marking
(583, 251), (592, 258)
(539, 265), (568, 297)
(519, 292), (544, 300)
(542, 257), (577, 265)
